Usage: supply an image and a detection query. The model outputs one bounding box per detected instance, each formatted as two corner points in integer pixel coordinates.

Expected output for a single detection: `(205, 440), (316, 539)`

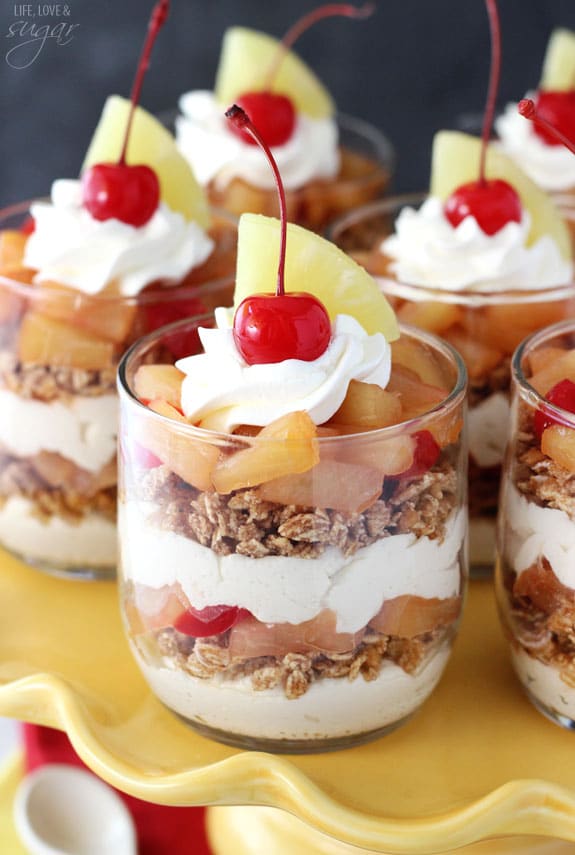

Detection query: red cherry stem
(478, 0), (501, 186)
(518, 98), (575, 155)
(118, 0), (170, 166)
(226, 105), (287, 298)
(264, 2), (375, 89)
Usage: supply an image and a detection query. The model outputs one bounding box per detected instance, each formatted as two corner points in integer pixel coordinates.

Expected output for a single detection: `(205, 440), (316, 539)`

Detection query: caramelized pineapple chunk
(0, 231), (27, 267)
(212, 411), (319, 494)
(18, 311), (115, 369)
(444, 326), (503, 381)
(36, 281), (136, 344)
(529, 350), (575, 395)
(0, 267), (32, 324)
(333, 433), (415, 476)
(369, 595), (461, 638)
(387, 365), (445, 420)
(391, 336), (450, 390)
(478, 302), (569, 354)
(330, 380), (401, 428)
(397, 300), (462, 336)
(529, 346), (567, 375)
(134, 364), (184, 409)
(541, 424), (575, 474)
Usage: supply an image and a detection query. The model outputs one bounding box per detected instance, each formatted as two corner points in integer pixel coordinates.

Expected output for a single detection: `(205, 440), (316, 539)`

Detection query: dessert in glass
(175, 5), (394, 233)
(117, 110), (467, 751)
(496, 319), (575, 729)
(0, 1), (236, 579)
(496, 28), (575, 233)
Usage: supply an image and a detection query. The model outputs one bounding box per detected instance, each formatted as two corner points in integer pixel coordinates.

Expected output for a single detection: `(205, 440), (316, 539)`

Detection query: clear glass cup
(328, 194), (575, 574)
(496, 319), (575, 730)
(117, 315), (468, 753)
(0, 200), (236, 579)
(175, 112), (395, 236)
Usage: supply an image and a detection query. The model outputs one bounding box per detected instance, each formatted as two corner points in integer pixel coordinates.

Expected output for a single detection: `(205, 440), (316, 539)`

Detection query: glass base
(524, 687), (575, 733)
(171, 707), (414, 754)
(4, 544), (115, 581)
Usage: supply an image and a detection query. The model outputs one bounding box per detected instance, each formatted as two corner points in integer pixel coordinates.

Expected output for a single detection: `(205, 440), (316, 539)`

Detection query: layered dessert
(0, 6), (236, 576)
(497, 321), (575, 728)
(496, 28), (575, 227)
(175, 10), (392, 232)
(118, 164), (467, 751)
(330, 131), (575, 570)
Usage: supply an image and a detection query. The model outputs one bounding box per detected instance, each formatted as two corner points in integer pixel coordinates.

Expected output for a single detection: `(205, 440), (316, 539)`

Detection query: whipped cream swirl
(177, 307), (391, 432)
(175, 90), (340, 191)
(381, 197), (572, 292)
(496, 99), (575, 192)
(25, 179), (214, 297)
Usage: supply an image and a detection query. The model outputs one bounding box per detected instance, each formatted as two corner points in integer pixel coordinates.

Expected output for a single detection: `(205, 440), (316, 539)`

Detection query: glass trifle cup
(496, 319), (575, 729)
(328, 194), (575, 573)
(0, 200), (236, 579)
(117, 315), (468, 753)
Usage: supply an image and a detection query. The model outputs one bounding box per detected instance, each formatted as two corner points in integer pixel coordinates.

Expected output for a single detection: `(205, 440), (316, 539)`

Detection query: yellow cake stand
(1, 545), (575, 854)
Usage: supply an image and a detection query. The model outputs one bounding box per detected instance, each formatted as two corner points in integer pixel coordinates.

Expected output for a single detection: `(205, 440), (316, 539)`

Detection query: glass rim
(118, 314), (467, 445)
(512, 318), (575, 427)
(326, 192), (575, 307)
(0, 198), (237, 306)
(164, 106), (396, 173)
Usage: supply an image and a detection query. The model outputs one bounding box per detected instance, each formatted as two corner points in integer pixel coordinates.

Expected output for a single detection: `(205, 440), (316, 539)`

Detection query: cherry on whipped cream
(226, 104), (331, 365)
(82, 0), (169, 227)
(444, 0), (522, 236)
(228, 3), (374, 148)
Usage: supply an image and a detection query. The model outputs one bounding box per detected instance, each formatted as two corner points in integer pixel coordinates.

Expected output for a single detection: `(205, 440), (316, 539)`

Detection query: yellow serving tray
(1, 546), (575, 853)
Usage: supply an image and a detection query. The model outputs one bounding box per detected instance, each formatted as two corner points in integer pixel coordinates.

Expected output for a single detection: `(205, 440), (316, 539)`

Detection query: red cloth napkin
(21, 724), (212, 855)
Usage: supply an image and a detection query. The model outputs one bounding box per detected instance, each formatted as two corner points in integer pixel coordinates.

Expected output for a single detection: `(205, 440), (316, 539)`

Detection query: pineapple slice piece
(257, 458), (383, 513)
(529, 350), (575, 395)
(430, 131), (572, 260)
(18, 311), (114, 370)
(82, 95), (210, 228)
(214, 27), (334, 119)
(234, 214), (399, 340)
(0, 231), (27, 267)
(369, 595), (461, 638)
(541, 28), (575, 91)
(36, 281), (136, 344)
(212, 411), (319, 494)
(330, 380), (401, 428)
(144, 399), (219, 491)
(541, 424), (575, 474)
(134, 364), (184, 409)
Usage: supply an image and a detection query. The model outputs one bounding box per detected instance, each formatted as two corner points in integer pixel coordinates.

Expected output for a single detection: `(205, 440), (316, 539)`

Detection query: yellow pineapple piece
(337, 433), (416, 476)
(212, 411), (319, 494)
(18, 311), (115, 370)
(36, 281), (136, 344)
(0, 231), (27, 267)
(529, 346), (568, 375)
(475, 301), (569, 355)
(397, 300), (462, 336)
(541, 425), (575, 474)
(386, 365), (446, 420)
(144, 399), (219, 491)
(444, 326), (503, 382)
(0, 267), (32, 324)
(330, 380), (401, 428)
(214, 27), (334, 119)
(83, 95), (210, 228)
(430, 131), (572, 260)
(134, 365), (184, 409)
(234, 214), (399, 340)
(529, 350), (575, 395)
(391, 336), (450, 390)
(541, 28), (575, 91)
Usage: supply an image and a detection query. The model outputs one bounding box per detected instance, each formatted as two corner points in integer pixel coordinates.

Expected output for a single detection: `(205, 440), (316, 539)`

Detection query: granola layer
(0, 351), (116, 402)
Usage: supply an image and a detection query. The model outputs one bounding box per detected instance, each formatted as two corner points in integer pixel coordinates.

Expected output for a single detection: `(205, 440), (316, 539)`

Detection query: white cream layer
(496, 103), (575, 193)
(177, 309), (391, 432)
(0, 495), (116, 567)
(0, 388), (117, 473)
(381, 197), (572, 292)
(136, 642), (450, 740)
(176, 90), (340, 191)
(468, 392), (510, 468)
(503, 483), (575, 589)
(120, 502), (465, 634)
(511, 646), (575, 722)
(25, 179), (214, 297)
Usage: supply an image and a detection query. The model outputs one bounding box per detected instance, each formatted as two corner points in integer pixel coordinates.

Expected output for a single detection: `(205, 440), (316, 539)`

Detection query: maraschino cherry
(534, 378), (575, 439)
(229, 3), (374, 148)
(82, 0), (169, 227)
(226, 104), (331, 365)
(444, 0), (522, 236)
(531, 90), (575, 147)
(518, 98), (575, 154)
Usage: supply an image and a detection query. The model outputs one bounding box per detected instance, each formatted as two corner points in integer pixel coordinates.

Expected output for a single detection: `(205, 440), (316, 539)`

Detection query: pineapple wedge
(430, 131), (572, 260)
(82, 95), (210, 228)
(234, 214), (399, 340)
(214, 27), (334, 119)
(540, 28), (575, 91)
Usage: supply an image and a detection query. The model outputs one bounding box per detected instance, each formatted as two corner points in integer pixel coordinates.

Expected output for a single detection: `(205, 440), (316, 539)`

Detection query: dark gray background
(1, 0), (575, 209)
